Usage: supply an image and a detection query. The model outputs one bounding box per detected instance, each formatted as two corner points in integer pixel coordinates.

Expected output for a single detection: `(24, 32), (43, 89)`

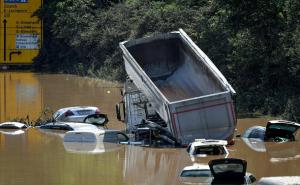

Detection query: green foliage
(283, 96), (300, 122)
(33, 0), (300, 117)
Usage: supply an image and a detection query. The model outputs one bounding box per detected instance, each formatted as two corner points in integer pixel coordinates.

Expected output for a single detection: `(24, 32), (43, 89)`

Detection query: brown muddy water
(0, 72), (299, 185)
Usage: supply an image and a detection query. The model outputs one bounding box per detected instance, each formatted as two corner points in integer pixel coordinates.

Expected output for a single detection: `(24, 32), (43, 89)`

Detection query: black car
(180, 158), (256, 185)
(242, 120), (300, 142)
(209, 158), (256, 185)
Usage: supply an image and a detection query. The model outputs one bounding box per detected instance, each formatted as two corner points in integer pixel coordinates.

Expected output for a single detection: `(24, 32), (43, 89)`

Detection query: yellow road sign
(0, 0), (42, 64)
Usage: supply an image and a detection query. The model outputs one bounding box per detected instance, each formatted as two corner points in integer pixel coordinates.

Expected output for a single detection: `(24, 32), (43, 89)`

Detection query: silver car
(53, 106), (100, 122)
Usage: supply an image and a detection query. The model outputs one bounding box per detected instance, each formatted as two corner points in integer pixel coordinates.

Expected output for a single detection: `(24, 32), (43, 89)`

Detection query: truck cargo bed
(127, 37), (224, 102)
(120, 29), (236, 145)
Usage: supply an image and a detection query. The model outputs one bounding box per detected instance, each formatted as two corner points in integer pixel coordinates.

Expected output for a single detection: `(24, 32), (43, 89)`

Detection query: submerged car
(53, 106), (100, 122)
(209, 158), (256, 184)
(180, 158), (256, 185)
(242, 126), (266, 141)
(242, 120), (300, 142)
(0, 122), (28, 135)
(187, 139), (228, 157)
(38, 122), (99, 131)
(0, 122), (28, 129)
(180, 164), (213, 184)
(63, 129), (129, 143)
(265, 120), (299, 141)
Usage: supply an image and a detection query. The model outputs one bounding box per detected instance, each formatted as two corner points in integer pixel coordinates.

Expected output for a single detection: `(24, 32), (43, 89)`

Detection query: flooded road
(0, 72), (299, 185)
(0, 72), (123, 129)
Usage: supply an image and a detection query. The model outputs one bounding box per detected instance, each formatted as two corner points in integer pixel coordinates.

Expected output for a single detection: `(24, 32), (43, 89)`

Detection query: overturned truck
(117, 29), (236, 146)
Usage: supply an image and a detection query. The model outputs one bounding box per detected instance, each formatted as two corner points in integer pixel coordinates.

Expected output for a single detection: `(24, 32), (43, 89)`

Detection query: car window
(194, 146), (225, 155)
(212, 163), (244, 174)
(268, 124), (298, 133)
(180, 170), (212, 177)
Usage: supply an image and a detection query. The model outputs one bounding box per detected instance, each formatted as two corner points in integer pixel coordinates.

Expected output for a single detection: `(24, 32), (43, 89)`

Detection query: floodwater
(0, 72), (299, 185)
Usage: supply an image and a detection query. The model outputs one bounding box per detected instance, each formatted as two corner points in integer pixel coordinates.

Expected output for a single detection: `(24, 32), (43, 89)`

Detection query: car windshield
(268, 124), (298, 133)
(181, 170), (212, 177)
(195, 146), (225, 155)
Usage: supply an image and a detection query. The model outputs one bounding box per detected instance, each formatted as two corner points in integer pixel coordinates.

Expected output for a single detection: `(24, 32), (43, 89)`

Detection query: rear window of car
(180, 170), (212, 177)
(194, 146), (225, 155)
(268, 124), (298, 133)
(212, 163), (244, 174)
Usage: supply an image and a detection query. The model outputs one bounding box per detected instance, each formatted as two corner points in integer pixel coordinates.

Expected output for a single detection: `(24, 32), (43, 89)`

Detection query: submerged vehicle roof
(0, 122), (28, 129)
(181, 164), (211, 172)
(191, 139), (228, 147)
(63, 129), (129, 143)
(38, 122), (99, 131)
(242, 126), (266, 140)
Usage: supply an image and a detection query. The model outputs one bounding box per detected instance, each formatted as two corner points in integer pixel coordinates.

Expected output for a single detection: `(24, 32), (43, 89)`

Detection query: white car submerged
(38, 122), (99, 131)
(180, 164), (212, 184)
(63, 129), (129, 143)
(53, 106), (100, 122)
(0, 122), (28, 129)
(187, 139), (228, 157)
(0, 122), (29, 136)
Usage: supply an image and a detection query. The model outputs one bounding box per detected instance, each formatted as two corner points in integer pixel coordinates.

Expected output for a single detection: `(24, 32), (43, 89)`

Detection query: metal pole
(3, 19), (7, 62)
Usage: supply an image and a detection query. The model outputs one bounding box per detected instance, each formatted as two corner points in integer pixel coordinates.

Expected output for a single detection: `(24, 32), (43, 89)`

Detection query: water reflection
(0, 73), (299, 185)
(241, 138), (266, 152)
(0, 72), (43, 122)
(123, 146), (190, 185)
(63, 141), (123, 154)
(0, 128), (126, 185)
(241, 136), (300, 163)
(38, 128), (66, 138)
(0, 129), (25, 135)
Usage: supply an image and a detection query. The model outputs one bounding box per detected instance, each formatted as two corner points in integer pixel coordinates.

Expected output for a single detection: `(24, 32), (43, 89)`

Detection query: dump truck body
(120, 29), (236, 145)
